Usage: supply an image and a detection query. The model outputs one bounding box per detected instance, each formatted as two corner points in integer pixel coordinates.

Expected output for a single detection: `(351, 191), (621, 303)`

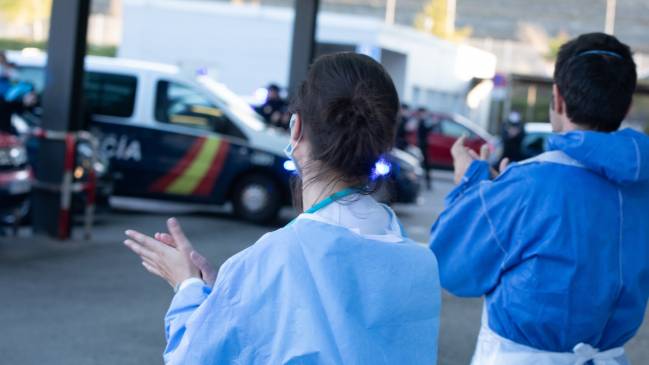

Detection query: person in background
(429, 32), (648, 365)
(0, 51), (17, 96)
(501, 111), (526, 162)
(416, 107), (434, 190)
(395, 103), (410, 150)
(257, 83), (289, 128)
(0, 82), (37, 135)
(124, 52), (441, 365)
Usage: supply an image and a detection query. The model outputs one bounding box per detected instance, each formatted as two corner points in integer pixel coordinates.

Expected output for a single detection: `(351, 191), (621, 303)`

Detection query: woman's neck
(301, 176), (354, 212)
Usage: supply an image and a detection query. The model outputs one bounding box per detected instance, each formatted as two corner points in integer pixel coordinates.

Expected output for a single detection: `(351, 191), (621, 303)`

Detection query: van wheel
(232, 173), (281, 224)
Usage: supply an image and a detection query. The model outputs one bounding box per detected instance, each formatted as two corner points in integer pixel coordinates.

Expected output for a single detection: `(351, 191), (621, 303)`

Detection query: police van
(10, 51), (298, 223)
(9, 51), (422, 223)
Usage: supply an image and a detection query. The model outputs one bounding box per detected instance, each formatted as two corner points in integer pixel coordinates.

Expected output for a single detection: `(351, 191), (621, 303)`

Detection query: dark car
(374, 149), (423, 204)
(0, 132), (30, 230)
(12, 113), (113, 215)
(521, 123), (552, 160)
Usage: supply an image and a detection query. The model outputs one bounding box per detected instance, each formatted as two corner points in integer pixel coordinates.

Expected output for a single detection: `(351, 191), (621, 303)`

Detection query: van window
(155, 80), (244, 139)
(15, 67), (46, 92)
(84, 72), (137, 117)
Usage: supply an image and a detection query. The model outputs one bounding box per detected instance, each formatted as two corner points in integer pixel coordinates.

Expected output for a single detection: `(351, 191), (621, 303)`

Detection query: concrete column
(288, 0), (320, 98)
(32, 0), (90, 238)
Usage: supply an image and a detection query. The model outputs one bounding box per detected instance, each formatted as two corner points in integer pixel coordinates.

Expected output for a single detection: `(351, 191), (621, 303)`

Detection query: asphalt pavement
(0, 172), (647, 364)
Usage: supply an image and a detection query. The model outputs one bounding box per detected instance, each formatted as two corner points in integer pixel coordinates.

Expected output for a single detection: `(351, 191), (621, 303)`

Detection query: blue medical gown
(164, 218), (441, 364)
(429, 128), (649, 352)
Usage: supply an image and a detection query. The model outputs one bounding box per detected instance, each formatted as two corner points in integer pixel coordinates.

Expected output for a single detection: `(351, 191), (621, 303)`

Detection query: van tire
(232, 173), (281, 224)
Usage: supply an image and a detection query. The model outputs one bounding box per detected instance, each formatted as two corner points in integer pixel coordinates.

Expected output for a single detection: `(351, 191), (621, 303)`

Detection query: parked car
(376, 148), (423, 204)
(12, 111), (114, 214)
(407, 113), (501, 169)
(10, 51), (422, 222)
(521, 122), (552, 160)
(0, 132), (30, 230)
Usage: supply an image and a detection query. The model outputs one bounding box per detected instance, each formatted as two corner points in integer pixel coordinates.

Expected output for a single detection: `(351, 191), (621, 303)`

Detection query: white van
(10, 50), (295, 223)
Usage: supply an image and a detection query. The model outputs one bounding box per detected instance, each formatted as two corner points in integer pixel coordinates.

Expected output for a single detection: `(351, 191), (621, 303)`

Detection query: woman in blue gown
(124, 52), (441, 365)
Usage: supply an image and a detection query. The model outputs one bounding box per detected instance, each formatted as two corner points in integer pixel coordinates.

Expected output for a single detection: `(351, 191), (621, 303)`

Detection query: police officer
(416, 107), (435, 190)
(257, 83), (288, 128)
(501, 111), (525, 162)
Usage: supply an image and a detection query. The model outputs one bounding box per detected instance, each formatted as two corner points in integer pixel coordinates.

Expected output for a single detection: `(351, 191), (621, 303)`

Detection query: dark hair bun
(293, 52), (399, 183)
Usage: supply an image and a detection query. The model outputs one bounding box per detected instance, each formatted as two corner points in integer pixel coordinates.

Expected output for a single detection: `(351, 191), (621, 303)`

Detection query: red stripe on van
(149, 138), (206, 193)
(193, 141), (230, 196)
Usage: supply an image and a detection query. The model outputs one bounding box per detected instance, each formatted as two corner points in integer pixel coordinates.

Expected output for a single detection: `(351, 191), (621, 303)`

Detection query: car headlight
(0, 146), (28, 167)
(371, 158), (392, 179)
(74, 166), (85, 180)
(283, 160), (296, 172)
(93, 161), (106, 175)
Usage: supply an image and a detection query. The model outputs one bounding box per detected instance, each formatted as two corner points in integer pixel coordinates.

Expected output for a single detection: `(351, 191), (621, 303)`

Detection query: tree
(546, 31), (570, 61)
(0, 0), (52, 41)
(414, 0), (471, 42)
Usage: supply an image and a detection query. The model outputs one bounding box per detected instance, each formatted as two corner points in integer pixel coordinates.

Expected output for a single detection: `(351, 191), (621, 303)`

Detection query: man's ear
(552, 84), (565, 115)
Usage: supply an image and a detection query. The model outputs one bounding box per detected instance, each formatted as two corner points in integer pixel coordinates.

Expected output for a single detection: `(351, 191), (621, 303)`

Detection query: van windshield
(197, 76), (267, 132)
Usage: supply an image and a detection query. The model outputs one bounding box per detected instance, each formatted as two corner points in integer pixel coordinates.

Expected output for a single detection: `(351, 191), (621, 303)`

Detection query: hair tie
(576, 50), (623, 59)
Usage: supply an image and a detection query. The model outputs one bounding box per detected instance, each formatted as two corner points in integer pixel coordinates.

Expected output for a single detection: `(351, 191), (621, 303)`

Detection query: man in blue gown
(430, 33), (649, 364)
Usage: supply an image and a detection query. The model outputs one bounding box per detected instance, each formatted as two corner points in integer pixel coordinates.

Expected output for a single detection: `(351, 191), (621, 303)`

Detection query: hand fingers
(124, 239), (158, 262)
(190, 250), (214, 275)
(125, 230), (165, 251)
(451, 135), (467, 155)
(141, 261), (163, 277)
(467, 149), (480, 160)
(480, 144), (490, 160)
(167, 218), (192, 250)
(155, 232), (176, 247)
(190, 250), (217, 285)
(499, 158), (510, 173)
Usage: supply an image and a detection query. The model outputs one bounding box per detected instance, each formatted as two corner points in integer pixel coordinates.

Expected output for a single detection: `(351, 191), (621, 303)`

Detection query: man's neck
(562, 121), (592, 132)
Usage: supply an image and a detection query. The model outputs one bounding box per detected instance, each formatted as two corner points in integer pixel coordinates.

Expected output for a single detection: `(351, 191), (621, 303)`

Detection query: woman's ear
(291, 114), (303, 144)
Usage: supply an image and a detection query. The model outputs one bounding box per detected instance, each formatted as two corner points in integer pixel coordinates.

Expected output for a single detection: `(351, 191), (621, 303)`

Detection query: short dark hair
(292, 52), (399, 186)
(554, 33), (637, 132)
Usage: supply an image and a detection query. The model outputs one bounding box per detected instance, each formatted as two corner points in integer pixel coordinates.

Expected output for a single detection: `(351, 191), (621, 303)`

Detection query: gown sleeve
(429, 160), (525, 297)
(161, 251), (251, 365)
(163, 282), (211, 362)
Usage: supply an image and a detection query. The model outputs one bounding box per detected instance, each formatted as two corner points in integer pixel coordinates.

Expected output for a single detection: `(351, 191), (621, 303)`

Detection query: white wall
(120, 0), (497, 126)
(121, 0), (294, 96)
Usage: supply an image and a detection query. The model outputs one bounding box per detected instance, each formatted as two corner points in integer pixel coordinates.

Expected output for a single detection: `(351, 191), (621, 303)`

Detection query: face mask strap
(289, 114), (304, 152)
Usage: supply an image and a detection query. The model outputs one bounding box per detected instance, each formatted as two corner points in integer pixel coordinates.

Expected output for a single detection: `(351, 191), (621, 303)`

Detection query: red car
(406, 113), (500, 170)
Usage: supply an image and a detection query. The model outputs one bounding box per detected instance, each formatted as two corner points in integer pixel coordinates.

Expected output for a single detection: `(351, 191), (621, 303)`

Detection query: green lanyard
(304, 187), (359, 214)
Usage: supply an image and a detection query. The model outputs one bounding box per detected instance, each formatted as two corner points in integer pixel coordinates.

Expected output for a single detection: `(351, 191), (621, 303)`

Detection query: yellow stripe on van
(166, 138), (221, 195)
